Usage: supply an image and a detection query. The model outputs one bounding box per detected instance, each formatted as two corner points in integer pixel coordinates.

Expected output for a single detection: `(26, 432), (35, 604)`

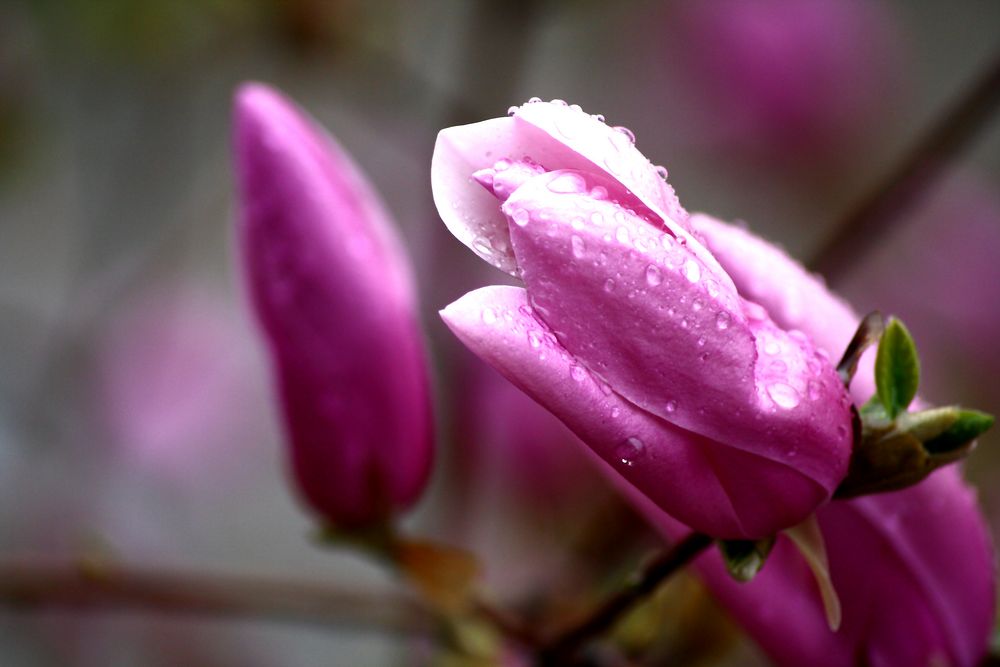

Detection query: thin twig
(536, 532), (713, 666)
(809, 51), (1000, 284)
(0, 559), (433, 635)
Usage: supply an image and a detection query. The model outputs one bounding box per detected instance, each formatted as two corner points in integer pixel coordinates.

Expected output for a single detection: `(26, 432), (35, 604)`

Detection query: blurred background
(0, 0), (998, 664)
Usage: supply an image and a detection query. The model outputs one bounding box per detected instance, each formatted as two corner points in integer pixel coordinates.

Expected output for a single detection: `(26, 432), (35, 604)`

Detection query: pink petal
(504, 170), (852, 495)
(690, 213), (877, 401)
(441, 285), (828, 539)
(431, 102), (732, 285)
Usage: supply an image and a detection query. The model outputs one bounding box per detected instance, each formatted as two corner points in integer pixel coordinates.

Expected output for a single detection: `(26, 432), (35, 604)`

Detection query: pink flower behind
(98, 283), (255, 484)
(434, 100), (854, 539)
(233, 83), (434, 528)
(666, 0), (904, 163)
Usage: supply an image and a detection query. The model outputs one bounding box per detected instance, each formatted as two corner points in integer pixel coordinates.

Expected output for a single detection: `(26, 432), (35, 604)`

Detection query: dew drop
(550, 98), (567, 106)
(715, 312), (731, 330)
(571, 235), (585, 258)
(764, 340), (781, 355)
(527, 96), (542, 104)
(590, 185), (609, 200)
(528, 331), (542, 349)
(506, 106), (519, 116)
(767, 383), (800, 409)
(474, 237), (493, 255)
(612, 126), (636, 144)
(570, 365), (588, 382)
(807, 380), (823, 401)
(665, 400), (678, 413)
(615, 437), (645, 466)
(615, 227), (630, 245)
(645, 265), (662, 286)
(680, 317), (690, 329)
(611, 406), (621, 419)
(604, 278), (616, 292)
(770, 360), (788, 374)
(511, 209), (529, 227)
(705, 280), (720, 298)
(481, 308), (497, 324)
(692, 298), (703, 312)
(683, 259), (701, 283)
(654, 165), (669, 181)
(697, 336), (706, 347)
(590, 211), (605, 225)
(547, 172), (586, 194)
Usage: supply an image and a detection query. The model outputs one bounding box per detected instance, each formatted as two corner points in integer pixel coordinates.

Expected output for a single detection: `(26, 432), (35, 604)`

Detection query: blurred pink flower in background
(838, 173), (1000, 398)
(233, 83), (434, 528)
(97, 282), (258, 485)
(666, 0), (905, 164)
(434, 100), (853, 539)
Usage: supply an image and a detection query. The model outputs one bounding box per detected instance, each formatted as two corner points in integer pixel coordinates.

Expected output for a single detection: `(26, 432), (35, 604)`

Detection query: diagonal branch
(809, 51), (1000, 284)
(536, 532), (713, 665)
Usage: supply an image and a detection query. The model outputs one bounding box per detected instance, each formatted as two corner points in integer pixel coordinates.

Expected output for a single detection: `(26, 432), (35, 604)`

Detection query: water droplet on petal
(481, 308), (497, 324)
(770, 360), (788, 373)
(527, 96), (542, 104)
(611, 406), (621, 419)
(570, 365), (587, 382)
(808, 380), (823, 401)
(615, 227), (630, 245)
(645, 265), (662, 286)
(506, 106), (519, 116)
(665, 400), (678, 413)
(715, 312), (731, 330)
(511, 209), (529, 227)
(528, 331), (542, 348)
(612, 126), (636, 144)
(705, 280), (720, 298)
(550, 98), (567, 106)
(764, 340), (781, 355)
(654, 165), (669, 181)
(547, 172), (586, 194)
(474, 237), (493, 255)
(697, 336), (706, 347)
(571, 235), (585, 258)
(768, 383), (800, 409)
(604, 278), (616, 292)
(683, 260), (701, 283)
(615, 436), (644, 466)
(692, 298), (703, 312)
(590, 185), (608, 200)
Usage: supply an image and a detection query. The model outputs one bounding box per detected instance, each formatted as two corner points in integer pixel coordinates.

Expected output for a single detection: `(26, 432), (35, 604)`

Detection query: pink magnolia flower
(233, 83), (434, 528)
(433, 100), (854, 539)
(637, 213), (994, 667)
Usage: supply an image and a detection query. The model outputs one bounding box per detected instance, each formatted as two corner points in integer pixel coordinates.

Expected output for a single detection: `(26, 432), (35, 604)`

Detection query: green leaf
(924, 409), (995, 454)
(874, 318), (920, 419)
(718, 537), (776, 582)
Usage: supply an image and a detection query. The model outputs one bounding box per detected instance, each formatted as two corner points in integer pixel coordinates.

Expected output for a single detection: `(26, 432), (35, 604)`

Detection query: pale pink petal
(441, 285), (828, 538)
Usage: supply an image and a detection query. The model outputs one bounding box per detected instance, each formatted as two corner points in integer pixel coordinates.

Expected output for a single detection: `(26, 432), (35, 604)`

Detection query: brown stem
(536, 532), (713, 665)
(0, 559), (433, 634)
(808, 51), (1000, 284)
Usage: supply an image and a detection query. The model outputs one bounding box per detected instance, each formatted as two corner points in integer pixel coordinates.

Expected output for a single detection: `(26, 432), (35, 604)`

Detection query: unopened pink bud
(233, 83), (434, 528)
